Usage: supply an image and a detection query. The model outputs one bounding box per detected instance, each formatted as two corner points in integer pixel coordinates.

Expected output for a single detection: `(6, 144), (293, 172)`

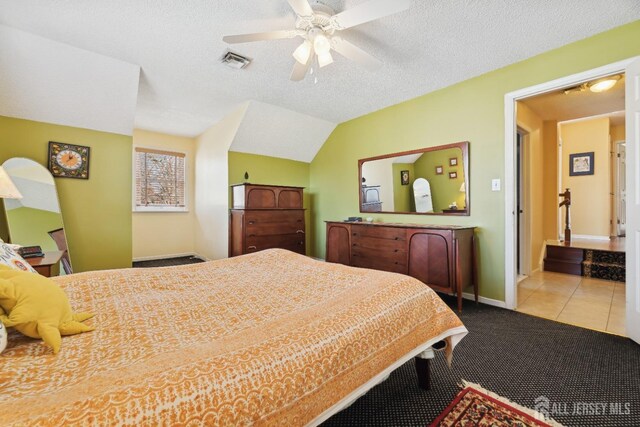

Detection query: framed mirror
(1, 158), (73, 274)
(358, 141), (469, 215)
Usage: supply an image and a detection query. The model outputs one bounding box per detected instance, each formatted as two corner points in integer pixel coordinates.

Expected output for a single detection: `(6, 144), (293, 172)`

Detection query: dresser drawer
(351, 224), (405, 241)
(351, 254), (407, 274)
(352, 234), (405, 251)
(352, 245), (406, 263)
(245, 210), (305, 236)
(245, 234), (305, 254)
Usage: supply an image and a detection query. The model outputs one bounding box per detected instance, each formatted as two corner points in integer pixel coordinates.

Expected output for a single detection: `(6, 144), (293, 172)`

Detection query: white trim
(461, 292), (508, 309)
(504, 57), (637, 311)
(133, 252), (205, 262)
(308, 326), (469, 426)
(571, 234), (611, 241)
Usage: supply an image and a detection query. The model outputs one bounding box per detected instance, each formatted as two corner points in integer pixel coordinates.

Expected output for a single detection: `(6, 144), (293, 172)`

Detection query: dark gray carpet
(130, 257), (640, 426)
(323, 296), (640, 427)
(133, 256), (204, 268)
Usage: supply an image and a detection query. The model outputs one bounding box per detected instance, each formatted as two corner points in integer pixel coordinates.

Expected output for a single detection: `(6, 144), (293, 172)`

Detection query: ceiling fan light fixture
(588, 75), (621, 93)
(317, 51), (334, 68)
(313, 33), (331, 55)
(293, 40), (312, 64)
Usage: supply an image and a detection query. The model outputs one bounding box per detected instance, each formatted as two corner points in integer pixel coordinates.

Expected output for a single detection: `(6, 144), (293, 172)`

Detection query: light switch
(491, 179), (501, 192)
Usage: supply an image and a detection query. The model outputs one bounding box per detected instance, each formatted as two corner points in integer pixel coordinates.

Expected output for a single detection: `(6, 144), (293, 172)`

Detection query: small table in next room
(26, 251), (64, 277)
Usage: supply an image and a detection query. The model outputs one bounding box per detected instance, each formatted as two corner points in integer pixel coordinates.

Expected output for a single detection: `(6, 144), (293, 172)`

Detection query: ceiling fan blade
(223, 30), (297, 44)
(331, 0), (412, 30)
(332, 37), (382, 71)
(290, 53), (315, 81)
(287, 0), (314, 17)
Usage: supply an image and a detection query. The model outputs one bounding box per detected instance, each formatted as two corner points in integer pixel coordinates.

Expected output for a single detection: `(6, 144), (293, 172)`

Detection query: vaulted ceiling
(0, 1), (639, 161)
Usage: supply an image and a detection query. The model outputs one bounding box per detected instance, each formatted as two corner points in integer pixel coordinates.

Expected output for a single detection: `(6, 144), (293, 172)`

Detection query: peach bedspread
(0, 249), (466, 426)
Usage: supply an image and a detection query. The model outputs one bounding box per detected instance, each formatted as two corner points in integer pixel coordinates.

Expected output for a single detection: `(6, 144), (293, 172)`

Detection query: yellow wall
(0, 115), (132, 272)
(542, 120), (559, 240)
(309, 21), (640, 301)
(228, 151), (311, 254)
(560, 117), (611, 237)
(132, 129), (196, 260)
(517, 102), (544, 272)
(611, 124), (626, 142)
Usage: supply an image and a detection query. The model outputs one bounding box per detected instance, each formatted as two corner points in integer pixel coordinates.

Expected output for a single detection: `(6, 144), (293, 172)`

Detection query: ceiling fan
(222, 0), (412, 81)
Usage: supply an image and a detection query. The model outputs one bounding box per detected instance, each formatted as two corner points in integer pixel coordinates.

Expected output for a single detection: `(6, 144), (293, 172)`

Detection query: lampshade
(0, 166), (22, 199)
(313, 33), (331, 55)
(293, 40), (312, 65)
(317, 51), (334, 68)
(459, 182), (465, 192)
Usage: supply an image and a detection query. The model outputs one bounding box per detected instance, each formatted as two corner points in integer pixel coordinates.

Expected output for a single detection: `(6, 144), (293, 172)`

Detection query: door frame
(503, 57), (636, 310)
(614, 139), (626, 237)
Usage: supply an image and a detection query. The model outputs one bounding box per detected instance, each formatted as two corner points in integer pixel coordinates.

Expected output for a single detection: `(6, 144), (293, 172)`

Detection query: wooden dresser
(229, 184), (306, 257)
(325, 221), (476, 311)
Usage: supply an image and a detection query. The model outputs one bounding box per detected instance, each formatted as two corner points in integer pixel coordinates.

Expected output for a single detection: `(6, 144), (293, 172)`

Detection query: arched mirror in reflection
(2, 158), (72, 275)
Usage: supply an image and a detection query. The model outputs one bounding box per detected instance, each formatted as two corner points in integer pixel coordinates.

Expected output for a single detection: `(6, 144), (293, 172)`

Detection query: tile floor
(517, 271), (626, 336)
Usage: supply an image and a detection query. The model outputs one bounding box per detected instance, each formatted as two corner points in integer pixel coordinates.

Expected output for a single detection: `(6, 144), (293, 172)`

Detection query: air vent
(221, 50), (252, 69)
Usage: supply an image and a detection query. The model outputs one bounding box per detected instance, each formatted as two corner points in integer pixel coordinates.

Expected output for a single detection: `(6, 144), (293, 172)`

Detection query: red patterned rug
(430, 383), (563, 427)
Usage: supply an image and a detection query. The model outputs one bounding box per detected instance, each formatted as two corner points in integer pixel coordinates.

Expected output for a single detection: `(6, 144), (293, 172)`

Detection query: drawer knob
(394, 249), (399, 252)
(395, 237), (399, 240)
(296, 230), (305, 234)
(249, 234), (256, 237)
(248, 245), (257, 250)
(248, 221), (256, 225)
(299, 241), (304, 245)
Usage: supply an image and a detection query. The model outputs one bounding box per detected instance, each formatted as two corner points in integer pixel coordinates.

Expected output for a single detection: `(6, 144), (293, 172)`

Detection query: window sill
(133, 207), (189, 213)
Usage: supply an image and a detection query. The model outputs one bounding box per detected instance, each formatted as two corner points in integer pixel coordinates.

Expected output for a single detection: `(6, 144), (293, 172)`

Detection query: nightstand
(26, 251), (64, 277)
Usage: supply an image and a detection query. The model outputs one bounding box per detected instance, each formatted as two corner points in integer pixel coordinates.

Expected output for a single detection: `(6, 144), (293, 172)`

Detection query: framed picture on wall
(449, 157), (458, 167)
(400, 170), (410, 185)
(435, 165), (443, 175)
(449, 171), (458, 179)
(569, 152), (594, 176)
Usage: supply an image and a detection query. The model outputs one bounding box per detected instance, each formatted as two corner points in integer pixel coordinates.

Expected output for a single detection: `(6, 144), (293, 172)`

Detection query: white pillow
(0, 242), (37, 273)
(0, 322), (6, 354)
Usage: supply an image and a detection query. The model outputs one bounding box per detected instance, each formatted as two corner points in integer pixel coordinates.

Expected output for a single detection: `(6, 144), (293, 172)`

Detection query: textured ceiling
(1, 0), (639, 142)
(0, 25), (140, 135)
(521, 76), (626, 123)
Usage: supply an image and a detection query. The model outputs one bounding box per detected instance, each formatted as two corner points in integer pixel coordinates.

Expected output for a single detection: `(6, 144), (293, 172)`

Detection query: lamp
(0, 166), (22, 199)
(293, 40), (312, 65)
(588, 75), (621, 93)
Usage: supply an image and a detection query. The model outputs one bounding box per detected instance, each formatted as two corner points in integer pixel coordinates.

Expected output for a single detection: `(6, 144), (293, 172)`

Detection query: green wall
(392, 163), (414, 212)
(5, 207), (63, 251)
(414, 148), (466, 212)
(0, 116), (132, 272)
(228, 151), (312, 255)
(310, 21), (640, 301)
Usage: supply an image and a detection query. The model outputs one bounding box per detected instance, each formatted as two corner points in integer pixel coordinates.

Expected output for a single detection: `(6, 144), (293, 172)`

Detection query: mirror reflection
(359, 142), (469, 215)
(2, 158), (73, 274)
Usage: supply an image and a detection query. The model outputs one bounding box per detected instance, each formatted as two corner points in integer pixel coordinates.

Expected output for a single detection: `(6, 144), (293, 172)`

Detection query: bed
(0, 249), (467, 426)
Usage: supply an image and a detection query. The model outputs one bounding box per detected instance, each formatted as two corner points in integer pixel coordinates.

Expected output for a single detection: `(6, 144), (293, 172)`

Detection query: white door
(616, 142), (626, 236)
(626, 58), (640, 344)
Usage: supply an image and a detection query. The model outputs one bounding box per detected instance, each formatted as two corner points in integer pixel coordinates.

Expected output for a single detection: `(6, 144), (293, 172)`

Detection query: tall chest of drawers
(229, 184), (306, 257)
(325, 221), (477, 311)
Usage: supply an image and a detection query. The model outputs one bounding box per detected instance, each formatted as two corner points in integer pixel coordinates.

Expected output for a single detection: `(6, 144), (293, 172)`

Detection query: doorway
(504, 58), (640, 343)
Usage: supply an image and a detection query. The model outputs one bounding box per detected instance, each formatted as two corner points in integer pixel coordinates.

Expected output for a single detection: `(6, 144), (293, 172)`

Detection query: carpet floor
(132, 256), (205, 268)
(132, 257), (640, 426)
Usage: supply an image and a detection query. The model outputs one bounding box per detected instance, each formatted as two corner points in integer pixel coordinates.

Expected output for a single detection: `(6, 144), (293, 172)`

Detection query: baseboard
(461, 292), (508, 309)
(572, 234), (610, 241)
(133, 252), (205, 262)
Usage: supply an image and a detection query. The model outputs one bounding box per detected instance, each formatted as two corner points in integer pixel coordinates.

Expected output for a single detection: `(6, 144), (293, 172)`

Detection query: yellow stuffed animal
(0, 265), (94, 354)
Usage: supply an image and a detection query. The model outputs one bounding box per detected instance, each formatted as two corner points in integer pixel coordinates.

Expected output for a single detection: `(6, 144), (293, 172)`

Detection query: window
(134, 147), (186, 212)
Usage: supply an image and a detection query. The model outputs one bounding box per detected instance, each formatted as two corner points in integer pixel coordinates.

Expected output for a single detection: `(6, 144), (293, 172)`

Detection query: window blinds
(134, 148), (186, 207)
